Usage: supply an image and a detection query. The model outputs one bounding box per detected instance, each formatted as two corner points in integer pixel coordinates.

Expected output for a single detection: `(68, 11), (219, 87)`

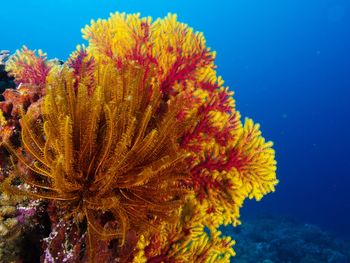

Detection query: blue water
(1, 0), (350, 238)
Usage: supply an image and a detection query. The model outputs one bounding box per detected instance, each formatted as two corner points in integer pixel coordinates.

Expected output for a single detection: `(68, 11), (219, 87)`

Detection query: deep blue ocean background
(1, 0), (349, 241)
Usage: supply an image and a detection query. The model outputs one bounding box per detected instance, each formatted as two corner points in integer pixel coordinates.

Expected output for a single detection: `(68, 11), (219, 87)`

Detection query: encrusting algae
(0, 12), (278, 262)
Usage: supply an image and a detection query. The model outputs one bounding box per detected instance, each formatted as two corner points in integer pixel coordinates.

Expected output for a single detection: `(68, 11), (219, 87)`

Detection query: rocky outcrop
(0, 50), (15, 98)
(224, 216), (350, 263)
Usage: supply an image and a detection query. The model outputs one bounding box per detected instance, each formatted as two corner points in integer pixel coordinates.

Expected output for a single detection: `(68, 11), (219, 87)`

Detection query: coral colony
(0, 13), (277, 262)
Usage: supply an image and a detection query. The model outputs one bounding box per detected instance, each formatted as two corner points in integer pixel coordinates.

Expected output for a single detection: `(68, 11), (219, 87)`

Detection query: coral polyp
(0, 12), (278, 262)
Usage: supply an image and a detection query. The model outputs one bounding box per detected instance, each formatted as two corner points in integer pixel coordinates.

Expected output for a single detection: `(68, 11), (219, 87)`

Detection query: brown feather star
(1, 60), (195, 259)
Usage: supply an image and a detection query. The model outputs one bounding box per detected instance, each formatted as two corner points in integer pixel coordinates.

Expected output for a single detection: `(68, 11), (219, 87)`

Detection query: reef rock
(224, 216), (350, 263)
(0, 50), (15, 96)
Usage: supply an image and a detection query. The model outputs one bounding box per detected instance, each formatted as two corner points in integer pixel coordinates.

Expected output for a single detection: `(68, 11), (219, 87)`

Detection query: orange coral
(0, 12), (278, 263)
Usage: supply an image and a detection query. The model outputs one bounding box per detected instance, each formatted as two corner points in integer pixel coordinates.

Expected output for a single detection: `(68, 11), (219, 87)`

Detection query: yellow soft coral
(2, 12), (278, 262)
(5, 46), (53, 85)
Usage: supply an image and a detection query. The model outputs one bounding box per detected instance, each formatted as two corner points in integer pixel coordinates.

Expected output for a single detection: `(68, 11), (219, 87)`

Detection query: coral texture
(0, 13), (278, 262)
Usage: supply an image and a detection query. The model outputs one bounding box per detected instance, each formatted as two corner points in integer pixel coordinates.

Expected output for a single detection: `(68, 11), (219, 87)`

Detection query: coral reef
(0, 49), (51, 263)
(0, 13), (277, 262)
(224, 216), (350, 263)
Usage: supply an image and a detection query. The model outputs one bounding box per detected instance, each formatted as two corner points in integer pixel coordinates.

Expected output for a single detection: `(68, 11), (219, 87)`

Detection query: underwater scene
(0, 0), (349, 262)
